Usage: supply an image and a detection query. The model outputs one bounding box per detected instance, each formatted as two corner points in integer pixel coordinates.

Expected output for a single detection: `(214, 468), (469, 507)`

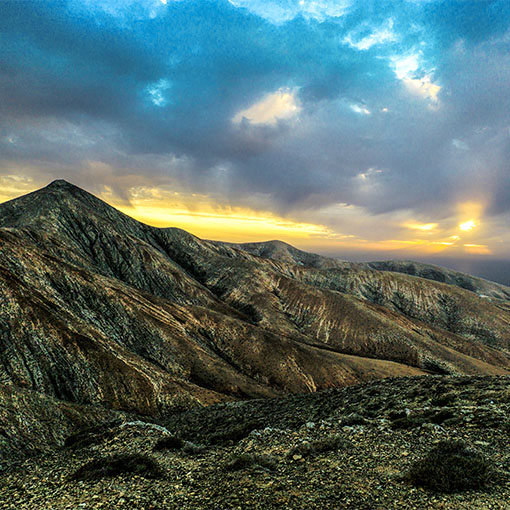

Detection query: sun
(459, 220), (477, 232)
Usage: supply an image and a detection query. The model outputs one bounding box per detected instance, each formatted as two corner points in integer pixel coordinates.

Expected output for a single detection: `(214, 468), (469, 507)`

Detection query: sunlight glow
(111, 187), (336, 243)
(1, 180), (502, 259)
(0, 175), (35, 202)
(459, 220), (477, 232)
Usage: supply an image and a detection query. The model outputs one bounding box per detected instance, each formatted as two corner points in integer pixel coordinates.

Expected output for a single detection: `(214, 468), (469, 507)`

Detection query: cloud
(344, 18), (397, 50)
(233, 88), (300, 125)
(403, 75), (440, 102)
(1, 0), (510, 258)
(145, 79), (172, 107)
(452, 139), (469, 150)
(350, 104), (371, 115)
(227, 0), (351, 23)
(391, 53), (441, 103)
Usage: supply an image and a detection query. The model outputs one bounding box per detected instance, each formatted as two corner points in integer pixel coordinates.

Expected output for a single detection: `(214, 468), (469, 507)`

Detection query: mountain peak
(45, 179), (82, 192)
(0, 178), (131, 232)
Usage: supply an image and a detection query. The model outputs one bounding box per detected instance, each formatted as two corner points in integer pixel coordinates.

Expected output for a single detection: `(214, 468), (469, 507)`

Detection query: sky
(1, 0), (510, 273)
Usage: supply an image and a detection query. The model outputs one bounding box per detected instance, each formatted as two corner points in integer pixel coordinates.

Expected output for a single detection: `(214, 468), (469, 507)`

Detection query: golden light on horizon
(403, 222), (438, 231)
(112, 190), (338, 243)
(464, 243), (491, 255)
(0, 179), (502, 258)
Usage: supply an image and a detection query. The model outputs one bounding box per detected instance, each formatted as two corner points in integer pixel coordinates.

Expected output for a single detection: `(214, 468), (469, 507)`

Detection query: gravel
(1, 375), (509, 509)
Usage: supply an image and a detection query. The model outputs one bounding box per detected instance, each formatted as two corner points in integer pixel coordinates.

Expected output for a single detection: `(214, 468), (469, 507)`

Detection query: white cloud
(233, 88), (301, 125)
(403, 75), (440, 102)
(78, 0), (167, 20)
(146, 79), (171, 107)
(452, 139), (469, 150)
(350, 104), (371, 115)
(392, 53), (420, 80)
(391, 53), (440, 103)
(228, 0), (351, 24)
(344, 18), (397, 51)
(357, 167), (383, 180)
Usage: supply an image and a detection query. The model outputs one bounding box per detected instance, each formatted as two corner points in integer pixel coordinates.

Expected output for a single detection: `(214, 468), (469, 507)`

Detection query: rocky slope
(1, 180), (510, 458)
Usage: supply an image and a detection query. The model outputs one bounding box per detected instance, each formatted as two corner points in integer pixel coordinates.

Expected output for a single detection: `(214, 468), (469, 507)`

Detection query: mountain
(219, 240), (510, 300)
(366, 259), (510, 301)
(214, 239), (348, 268)
(1, 180), (510, 460)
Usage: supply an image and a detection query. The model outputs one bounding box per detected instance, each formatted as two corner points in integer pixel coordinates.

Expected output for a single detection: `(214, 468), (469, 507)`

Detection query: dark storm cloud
(1, 0), (510, 222)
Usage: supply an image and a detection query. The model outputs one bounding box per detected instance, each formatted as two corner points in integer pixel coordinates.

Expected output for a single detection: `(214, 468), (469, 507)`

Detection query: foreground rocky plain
(1, 181), (510, 508)
(1, 376), (509, 509)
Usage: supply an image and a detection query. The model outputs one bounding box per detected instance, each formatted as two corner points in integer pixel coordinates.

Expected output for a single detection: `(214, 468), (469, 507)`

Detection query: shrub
(405, 441), (494, 492)
(339, 413), (367, 426)
(153, 436), (185, 451)
(391, 408), (456, 430)
(391, 415), (425, 430)
(430, 409), (456, 424)
(64, 423), (117, 449)
(70, 453), (165, 481)
(208, 421), (262, 445)
(182, 442), (207, 454)
(287, 435), (347, 459)
(154, 435), (207, 454)
(224, 453), (277, 472)
(431, 392), (457, 407)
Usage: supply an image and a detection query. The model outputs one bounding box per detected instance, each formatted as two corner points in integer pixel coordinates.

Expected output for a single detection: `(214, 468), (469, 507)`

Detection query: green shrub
(405, 441), (494, 492)
(70, 453), (165, 481)
(182, 442), (207, 454)
(430, 408), (456, 424)
(391, 415), (425, 430)
(391, 408), (456, 430)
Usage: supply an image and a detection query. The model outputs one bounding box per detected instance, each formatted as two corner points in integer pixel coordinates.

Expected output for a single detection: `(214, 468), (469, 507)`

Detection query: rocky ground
(1, 375), (509, 509)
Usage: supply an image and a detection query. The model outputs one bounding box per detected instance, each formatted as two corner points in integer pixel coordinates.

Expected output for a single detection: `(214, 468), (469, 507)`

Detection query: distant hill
(214, 239), (348, 268)
(366, 259), (510, 301)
